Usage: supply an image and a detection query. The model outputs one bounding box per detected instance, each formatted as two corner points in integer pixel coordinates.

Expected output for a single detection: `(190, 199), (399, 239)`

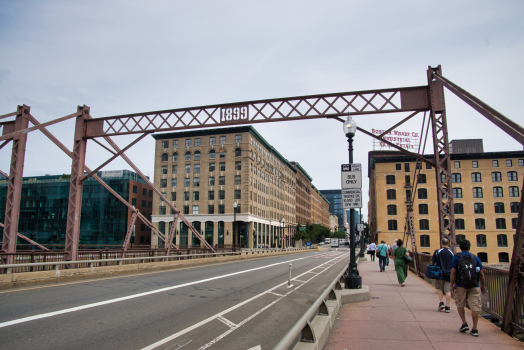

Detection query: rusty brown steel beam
(0, 169), (8, 179)
(0, 111), (17, 120)
(81, 132), (150, 183)
(1, 105), (30, 266)
(26, 114), (181, 253)
(121, 211), (138, 257)
(91, 137), (116, 155)
(0, 110), (82, 142)
(0, 222), (50, 251)
(432, 71), (524, 146)
(0, 140), (11, 150)
(378, 111), (420, 138)
(166, 213), (179, 256)
(84, 86), (430, 137)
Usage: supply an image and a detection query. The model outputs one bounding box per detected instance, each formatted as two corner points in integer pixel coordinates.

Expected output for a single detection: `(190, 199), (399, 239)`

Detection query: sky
(1, 0), (523, 221)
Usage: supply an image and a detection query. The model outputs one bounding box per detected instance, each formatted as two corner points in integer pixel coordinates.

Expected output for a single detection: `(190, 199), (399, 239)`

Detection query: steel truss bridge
(0, 65), (523, 335)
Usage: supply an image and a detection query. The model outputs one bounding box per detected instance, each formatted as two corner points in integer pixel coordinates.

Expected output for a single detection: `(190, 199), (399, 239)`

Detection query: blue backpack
(425, 250), (443, 280)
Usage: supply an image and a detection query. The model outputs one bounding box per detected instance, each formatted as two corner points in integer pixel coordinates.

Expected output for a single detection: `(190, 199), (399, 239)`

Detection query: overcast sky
(1, 0), (523, 221)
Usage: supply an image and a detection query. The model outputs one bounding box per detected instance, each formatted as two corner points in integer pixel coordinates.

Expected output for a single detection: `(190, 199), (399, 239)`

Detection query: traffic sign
(341, 164), (362, 189)
(342, 188), (362, 209)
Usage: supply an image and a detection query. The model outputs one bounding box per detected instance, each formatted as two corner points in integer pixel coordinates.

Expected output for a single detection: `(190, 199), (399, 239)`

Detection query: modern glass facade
(0, 170), (152, 248)
(320, 189), (344, 228)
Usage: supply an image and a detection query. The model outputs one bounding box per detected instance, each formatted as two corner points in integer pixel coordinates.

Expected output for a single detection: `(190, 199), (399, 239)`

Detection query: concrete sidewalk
(324, 258), (523, 349)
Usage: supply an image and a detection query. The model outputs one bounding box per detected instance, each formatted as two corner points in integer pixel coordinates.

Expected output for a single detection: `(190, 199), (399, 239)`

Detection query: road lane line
(268, 292), (284, 297)
(0, 252), (325, 329)
(142, 252), (350, 350)
(216, 316), (237, 328)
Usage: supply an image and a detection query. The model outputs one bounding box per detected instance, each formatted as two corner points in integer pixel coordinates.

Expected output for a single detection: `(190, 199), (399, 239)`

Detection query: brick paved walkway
(324, 258), (523, 350)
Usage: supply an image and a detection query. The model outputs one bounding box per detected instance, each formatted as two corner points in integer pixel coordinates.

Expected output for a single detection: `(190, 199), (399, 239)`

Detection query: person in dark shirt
(431, 238), (454, 313)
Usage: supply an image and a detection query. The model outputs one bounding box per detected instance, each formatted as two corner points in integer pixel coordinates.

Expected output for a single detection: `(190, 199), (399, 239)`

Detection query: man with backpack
(450, 239), (486, 337)
(431, 238), (454, 313)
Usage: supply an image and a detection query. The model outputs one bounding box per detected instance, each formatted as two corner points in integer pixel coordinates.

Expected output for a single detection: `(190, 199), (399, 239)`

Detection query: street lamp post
(233, 201), (237, 246)
(359, 208), (365, 257)
(343, 115), (362, 289)
(282, 218), (286, 248)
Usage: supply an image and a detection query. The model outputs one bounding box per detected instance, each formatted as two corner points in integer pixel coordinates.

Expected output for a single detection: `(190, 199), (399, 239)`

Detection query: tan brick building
(311, 185), (330, 227)
(151, 126), (329, 248)
(368, 149), (523, 264)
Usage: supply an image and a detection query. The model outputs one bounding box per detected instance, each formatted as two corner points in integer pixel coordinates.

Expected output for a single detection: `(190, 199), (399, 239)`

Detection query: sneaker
(459, 323), (469, 333)
(470, 329), (478, 337)
(445, 306), (450, 313)
(438, 302), (445, 311)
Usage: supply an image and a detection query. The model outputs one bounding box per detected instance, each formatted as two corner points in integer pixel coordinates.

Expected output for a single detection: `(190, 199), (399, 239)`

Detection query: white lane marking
(268, 292), (284, 297)
(142, 252), (349, 350)
(0, 252), (325, 329)
(216, 316), (236, 328)
(247, 346), (261, 350)
(293, 280), (306, 283)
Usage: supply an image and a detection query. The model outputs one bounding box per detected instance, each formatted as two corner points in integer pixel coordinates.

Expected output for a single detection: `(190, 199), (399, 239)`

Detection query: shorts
(435, 279), (451, 294)
(454, 287), (481, 311)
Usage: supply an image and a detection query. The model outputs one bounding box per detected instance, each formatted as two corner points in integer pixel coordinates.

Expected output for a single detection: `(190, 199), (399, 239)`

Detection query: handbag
(366, 250), (372, 254)
(403, 254), (413, 263)
(425, 265), (442, 279)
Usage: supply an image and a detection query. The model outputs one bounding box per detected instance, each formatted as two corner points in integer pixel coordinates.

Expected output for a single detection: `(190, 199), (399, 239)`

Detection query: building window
(452, 188), (462, 198)
(219, 162), (226, 171)
(235, 175), (241, 185)
(162, 141), (169, 148)
(184, 206), (189, 214)
(193, 191), (199, 201)
(419, 204), (428, 215)
(497, 234), (508, 247)
(396, 164), (401, 170)
(235, 161), (241, 171)
(510, 202), (520, 213)
(416, 162), (422, 170)
(208, 191), (214, 200)
(161, 153), (168, 162)
(508, 171), (518, 181)
(218, 205), (225, 214)
(234, 190), (241, 199)
(492, 172), (502, 182)
(512, 217), (517, 229)
(420, 235), (430, 247)
(185, 151), (192, 161)
(499, 253), (509, 263)
(219, 190), (225, 200)
(506, 159), (512, 167)
(171, 192), (176, 201)
(419, 219), (429, 230)
(496, 218), (506, 229)
(194, 151), (200, 161)
(417, 174), (426, 184)
(159, 207), (166, 215)
(520, 159), (524, 167)
(159, 180), (166, 188)
(477, 253), (488, 263)
(210, 137), (216, 145)
(509, 186), (519, 197)
(132, 198), (137, 206)
(173, 140), (178, 148)
(194, 138), (201, 147)
(386, 189), (396, 200)
(406, 189), (412, 200)
(235, 135), (242, 143)
(454, 203), (464, 214)
(386, 175), (395, 184)
(441, 173), (446, 183)
(475, 218), (485, 230)
(208, 205), (214, 214)
(405, 175), (410, 185)
(418, 188), (428, 199)
(493, 187), (503, 198)
(171, 178), (177, 187)
(473, 187), (483, 198)
(451, 173), (461, 183)
(387, 205), (397, 215)
(194, 164), (200, 173)
(219, 151), (225, 158)
(477, 234), (487, 247)
(209, 177), (215, 186)
(185, 164), (190, 173)
(193, 177), (200, 187)
(404, 163), (410, 172)
(185, 139), (191, 147)
(209, 162), (215, 172)
(142, 188), (147, 195)
(472, 173), (481, 182)
(494, 202), (505, 213)
(455, 219), (465, 230)
(388, 220), (398, 231)
(454, 161), (460, 169)
(184, 178), (190, 187)
(234, 148), (241, 157)
(184, 191), (190, 200)
(219, 176), (225, 186)
(493, 160), (499, 167)
(472, 161), (478, 168)
(172, 165), (177, 174)
(208, 150), (216, 160)
(220, 136), (226, 144)
(173, 152), (178, 161)
(426, 163), (432, 170)
(456, 234), (466, 244)
(192, 205), (199, 214)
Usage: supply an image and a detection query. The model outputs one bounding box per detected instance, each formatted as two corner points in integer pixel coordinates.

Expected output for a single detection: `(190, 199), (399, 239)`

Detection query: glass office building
(0, 170), (152, 248)
(319, 189), (344, 228)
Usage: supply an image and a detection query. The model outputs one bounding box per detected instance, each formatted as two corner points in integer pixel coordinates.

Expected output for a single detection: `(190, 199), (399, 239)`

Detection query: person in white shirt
(368, 242), (377, 261)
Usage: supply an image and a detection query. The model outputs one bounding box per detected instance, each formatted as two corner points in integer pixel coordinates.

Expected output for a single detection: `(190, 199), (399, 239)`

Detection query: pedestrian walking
(391, 239), (398, 252)
(450, 239), (486, 337)
(376, 240), (389, 272)
(431, 238), (454, 313)
(393, 239), (409, 286)
(368, 242), (377, 261)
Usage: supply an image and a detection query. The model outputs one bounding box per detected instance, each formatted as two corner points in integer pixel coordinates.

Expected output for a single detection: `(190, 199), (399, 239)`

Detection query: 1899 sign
(220, 105), (249, 123)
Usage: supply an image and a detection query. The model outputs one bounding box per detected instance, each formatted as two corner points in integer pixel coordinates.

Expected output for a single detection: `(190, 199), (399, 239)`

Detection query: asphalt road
(0, 247), (351, 350)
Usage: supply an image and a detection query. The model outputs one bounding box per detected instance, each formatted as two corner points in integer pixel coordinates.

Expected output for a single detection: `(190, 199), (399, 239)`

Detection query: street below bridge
(0, 247), (350, 350)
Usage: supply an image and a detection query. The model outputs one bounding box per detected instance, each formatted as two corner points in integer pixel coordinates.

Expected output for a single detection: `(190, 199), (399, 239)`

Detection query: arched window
(456, 234), (466, 244)
(497, 234), (508, 247)
(185, 151), (191, 161)
(496, 218), (506, 229)
(172, 152), (178, 161)
(475, 218), (485, 230)
(494, 202), (505, 213)
(386, 189), (396, 200)
(510, 202), (520, 213)
(417, 174), (426, 184)
(388, 220), (397, 231)
(387, 204), (397, 215)
(161, 153), (168, 162)
(420, 235), (430, 247)
(454, 203), (464, 214)
(471, 172), (482, 182)
(194, 150), (200, 161)
(473, 187), (483, 198)
(419, 219), (429, 230)
(451, 173), (461, 183)
(235, 148), (242, 157)
(452, 188), (463, 198)
(477, 252), (488, 263)
(509, 186), (519, 197)
(419, 204), (428, 215)
(493, 186), (503, 197)
(498, 252), (509, 263)
(508, 171), (518, 181)
(455, 219), (465, 230)
(492, 172), (502, 182)
(418, 188), (428, 199)
(209, 150), (215, 159)
(476, 234), (487, 247)
(386, 175), (395, 184)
